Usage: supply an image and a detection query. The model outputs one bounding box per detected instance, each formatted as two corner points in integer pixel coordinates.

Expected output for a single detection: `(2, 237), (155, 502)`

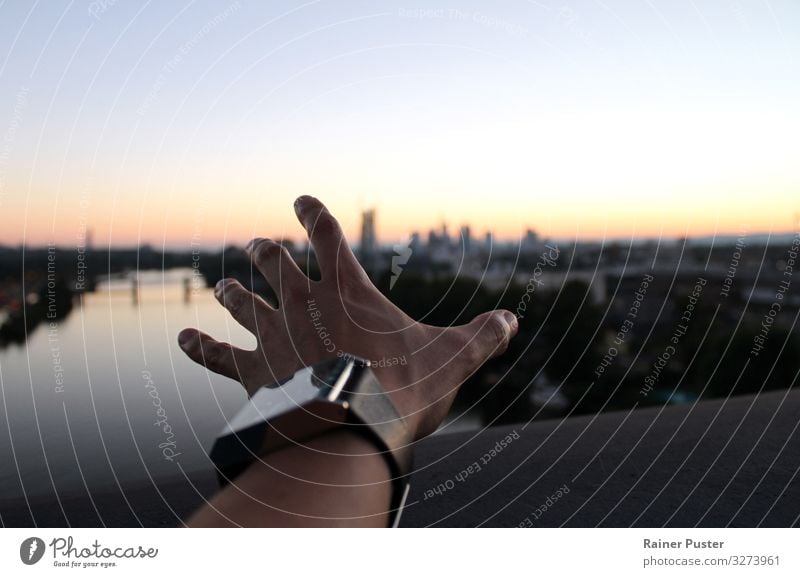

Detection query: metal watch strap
(333, 359), (414, 526)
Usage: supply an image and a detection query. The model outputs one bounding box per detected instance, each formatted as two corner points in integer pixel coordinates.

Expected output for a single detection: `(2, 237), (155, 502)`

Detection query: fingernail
(215, 278), (227, 297)
(294, 195), (313, 213)
(244, 236), (266, 252)
(502, 311), (518, 331)
(178, 330), (193, 349)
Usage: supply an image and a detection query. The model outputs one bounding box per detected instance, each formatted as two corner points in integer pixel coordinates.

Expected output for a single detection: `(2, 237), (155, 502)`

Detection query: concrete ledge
(401, 389), (800, 527)
(2, 390), (798, 527)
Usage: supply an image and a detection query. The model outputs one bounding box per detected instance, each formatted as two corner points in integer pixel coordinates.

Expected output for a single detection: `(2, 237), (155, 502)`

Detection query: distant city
(2, 207), (799, 332)
(1, 207), (798, 425)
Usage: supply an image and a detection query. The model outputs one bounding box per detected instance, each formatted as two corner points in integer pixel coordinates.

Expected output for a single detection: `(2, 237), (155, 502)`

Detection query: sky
(0, 0), (798, 248)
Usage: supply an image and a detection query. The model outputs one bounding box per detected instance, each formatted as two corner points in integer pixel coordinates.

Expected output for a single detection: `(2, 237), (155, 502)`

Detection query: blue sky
(0, 0), (798, 246)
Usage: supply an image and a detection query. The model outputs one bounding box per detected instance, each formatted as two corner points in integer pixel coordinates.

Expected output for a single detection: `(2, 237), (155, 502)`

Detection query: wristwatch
(209, 355), (413, 527)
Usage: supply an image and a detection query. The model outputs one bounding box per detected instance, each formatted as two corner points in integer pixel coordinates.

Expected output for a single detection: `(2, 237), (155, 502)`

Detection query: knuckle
(253, 240), (282, 262)
(225, 290), (248, 317)
(446, 330), (480, 365)
(202, 342), (223, 367)
(465, 335), (485, 365)
(336, 269), (368, 296)
(274, 245), (293, 266)
(464, 317), (509, 363)
(277, 284), (300, 305)
(310, 212), (341, 239)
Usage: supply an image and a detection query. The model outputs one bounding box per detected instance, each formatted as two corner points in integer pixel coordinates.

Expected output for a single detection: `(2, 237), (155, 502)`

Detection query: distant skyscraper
(523, 228), (539, 251)
(460, 225), (472, 253)
(360, 208), (377, 277)
(410, 232), (422, 252)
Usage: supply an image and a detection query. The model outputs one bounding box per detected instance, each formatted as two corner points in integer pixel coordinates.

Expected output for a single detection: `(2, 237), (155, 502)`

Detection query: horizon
(6, 226), (792, 253)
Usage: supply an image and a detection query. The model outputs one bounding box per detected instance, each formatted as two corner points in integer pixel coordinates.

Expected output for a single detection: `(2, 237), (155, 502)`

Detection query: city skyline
(3, 211), (796, 252)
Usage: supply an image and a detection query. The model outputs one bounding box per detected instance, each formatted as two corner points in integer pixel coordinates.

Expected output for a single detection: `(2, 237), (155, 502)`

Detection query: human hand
(178, 196), (518, 440)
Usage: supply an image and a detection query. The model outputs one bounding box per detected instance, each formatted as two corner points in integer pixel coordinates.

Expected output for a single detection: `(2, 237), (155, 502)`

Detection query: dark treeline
(1, 240), (798, 425)
(378, 269), (799, 425)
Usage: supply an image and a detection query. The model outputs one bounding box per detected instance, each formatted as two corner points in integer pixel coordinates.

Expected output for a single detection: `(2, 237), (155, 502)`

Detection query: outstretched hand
(178, 196), (518, 440)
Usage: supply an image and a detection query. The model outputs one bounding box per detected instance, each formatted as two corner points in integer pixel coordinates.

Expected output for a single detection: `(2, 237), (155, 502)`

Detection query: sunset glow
(1, 1), (797, 247)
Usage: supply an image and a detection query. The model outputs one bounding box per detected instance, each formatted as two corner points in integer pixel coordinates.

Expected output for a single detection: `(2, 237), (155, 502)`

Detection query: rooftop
(2, 389), (798, 527)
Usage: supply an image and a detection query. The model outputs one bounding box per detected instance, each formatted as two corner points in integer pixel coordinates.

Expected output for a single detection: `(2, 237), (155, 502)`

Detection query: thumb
(463, 309), (519, 360)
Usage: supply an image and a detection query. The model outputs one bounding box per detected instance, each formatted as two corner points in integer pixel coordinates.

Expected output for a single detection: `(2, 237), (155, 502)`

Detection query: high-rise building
(410, 231), (422, 252)
(360, 208), (377, 276)
(484, 231), (494, 252)
(523, 228), (539, 252)
(440, 222), (450, 247)
(460, 225), (472, 253)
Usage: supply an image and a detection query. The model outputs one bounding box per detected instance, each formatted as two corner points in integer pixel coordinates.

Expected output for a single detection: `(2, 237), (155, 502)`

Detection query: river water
(0, 270), (252, 502)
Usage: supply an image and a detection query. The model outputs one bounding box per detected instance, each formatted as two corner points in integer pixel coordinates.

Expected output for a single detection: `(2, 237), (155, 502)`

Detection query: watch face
(218, 356), (357, 436)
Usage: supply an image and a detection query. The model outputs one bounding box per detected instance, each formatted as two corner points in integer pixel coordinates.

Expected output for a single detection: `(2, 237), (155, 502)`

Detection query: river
(0, 270), (250, 502)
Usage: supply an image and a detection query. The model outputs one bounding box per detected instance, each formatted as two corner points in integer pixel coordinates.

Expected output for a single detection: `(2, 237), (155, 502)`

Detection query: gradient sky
(0, 0), (798, 248)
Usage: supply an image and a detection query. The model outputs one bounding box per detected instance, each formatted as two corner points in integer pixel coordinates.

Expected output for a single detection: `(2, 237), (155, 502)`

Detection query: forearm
(188, 429), (393, 527)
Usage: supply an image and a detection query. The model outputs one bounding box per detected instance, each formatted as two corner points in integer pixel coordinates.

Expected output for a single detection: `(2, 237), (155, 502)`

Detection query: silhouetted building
(523, 228), (538, 252)
(460, 225), (472, 253)
(410, 232), (422, 252)
(360, 208), (377, 277)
